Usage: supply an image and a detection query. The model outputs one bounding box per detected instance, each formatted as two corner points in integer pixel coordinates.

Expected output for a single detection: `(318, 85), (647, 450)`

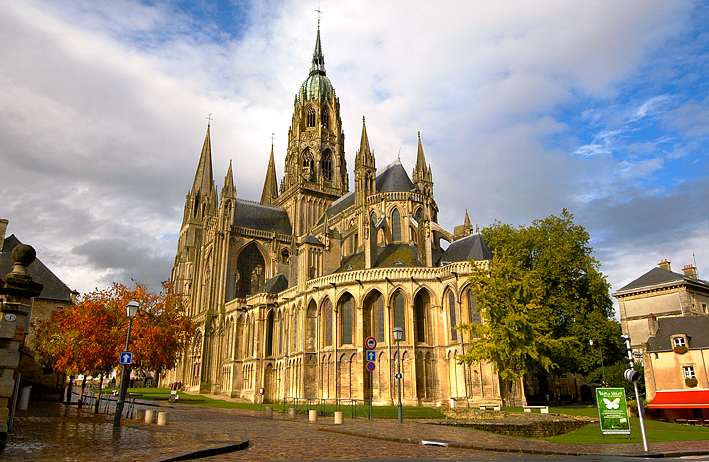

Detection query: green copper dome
(298, 28), (333, 102)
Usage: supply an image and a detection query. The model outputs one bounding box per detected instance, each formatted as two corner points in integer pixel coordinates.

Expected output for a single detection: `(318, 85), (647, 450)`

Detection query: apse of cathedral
(167, 28), (521, 407)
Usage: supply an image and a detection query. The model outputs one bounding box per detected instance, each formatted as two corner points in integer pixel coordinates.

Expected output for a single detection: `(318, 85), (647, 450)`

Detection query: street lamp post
(589, 339), (606, 386)
(393, 326), (403, 424)
(113, 300), (139, 428)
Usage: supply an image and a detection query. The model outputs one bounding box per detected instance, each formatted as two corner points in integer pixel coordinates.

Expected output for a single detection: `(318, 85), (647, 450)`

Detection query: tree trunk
(94, 375), (103, 414)
(77, 376), (87, 408)
(66, 376), (73, 404)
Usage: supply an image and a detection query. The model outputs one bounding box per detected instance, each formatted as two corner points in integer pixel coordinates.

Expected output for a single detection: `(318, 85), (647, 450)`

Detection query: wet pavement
(4, 400), (709, 461)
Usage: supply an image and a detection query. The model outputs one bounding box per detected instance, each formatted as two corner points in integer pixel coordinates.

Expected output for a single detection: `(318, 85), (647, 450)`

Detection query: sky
(1, 0), (708, 308)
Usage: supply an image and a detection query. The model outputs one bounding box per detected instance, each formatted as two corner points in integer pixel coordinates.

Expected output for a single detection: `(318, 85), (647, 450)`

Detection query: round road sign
(366, 361), (376, 372)
(259, 387), (265, 395)
(365, 336), (377, 350)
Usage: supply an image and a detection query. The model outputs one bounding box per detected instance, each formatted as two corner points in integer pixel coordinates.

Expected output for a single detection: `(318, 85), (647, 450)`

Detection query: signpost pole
(634, 381), (649, 452)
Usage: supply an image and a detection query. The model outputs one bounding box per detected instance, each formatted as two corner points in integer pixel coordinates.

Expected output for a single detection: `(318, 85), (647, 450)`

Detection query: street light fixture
(113, 299), (139, 428)
(393, 326), (403, 424)
(589, 339), (606, 386)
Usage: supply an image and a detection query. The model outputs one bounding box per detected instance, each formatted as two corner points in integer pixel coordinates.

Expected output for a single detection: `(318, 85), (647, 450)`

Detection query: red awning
(648, 390), (709, 409)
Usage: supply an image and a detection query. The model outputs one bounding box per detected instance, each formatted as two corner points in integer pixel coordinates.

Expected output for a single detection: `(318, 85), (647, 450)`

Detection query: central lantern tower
(274, 28), (348, 236)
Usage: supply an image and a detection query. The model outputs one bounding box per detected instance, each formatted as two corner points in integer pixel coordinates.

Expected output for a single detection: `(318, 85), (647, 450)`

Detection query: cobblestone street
(4, 401), (709, 461)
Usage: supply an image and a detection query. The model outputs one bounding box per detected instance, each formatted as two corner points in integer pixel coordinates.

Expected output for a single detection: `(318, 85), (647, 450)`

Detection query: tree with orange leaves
(34, 281), (195, 408)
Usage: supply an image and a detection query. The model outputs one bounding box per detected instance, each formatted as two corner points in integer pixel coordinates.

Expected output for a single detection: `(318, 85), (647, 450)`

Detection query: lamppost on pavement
(113, 299), (139, 428)
(393, 326), (403, 424)
(589, 339), (606, 386)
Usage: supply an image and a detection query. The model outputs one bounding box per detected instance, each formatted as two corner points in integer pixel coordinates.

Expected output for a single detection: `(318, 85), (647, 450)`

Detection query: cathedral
(167, 28), (515, 407)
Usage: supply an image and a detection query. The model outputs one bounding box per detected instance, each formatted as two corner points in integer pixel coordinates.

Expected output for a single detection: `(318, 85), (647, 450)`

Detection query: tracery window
(321, 151), (333, 181)
(306, 107), (316, 127)
(393, 291), (405, 341)
(392, 209), (402, 242)
(236, 244), (265, 298)
(448, 290), (458, 341)
(323, 299), (333, 347)
(340, 294), (354, 345)
(321, 107), (330, 129)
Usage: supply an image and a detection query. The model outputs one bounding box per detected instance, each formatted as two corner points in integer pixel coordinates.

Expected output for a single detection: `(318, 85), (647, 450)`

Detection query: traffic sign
(119, 352), (132, 365)
(259, 387), (265, 395)
(366, 361), (376, 372)
(366, 350), (376, 362)
(365, 336), (377, 350)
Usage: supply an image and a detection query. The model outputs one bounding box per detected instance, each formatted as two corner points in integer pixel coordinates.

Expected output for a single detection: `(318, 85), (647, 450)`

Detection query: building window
(673, 337), (686, 348)
(376, 294), (385, 343)
(392, 209), (402, 242)
(340, 295), (354, 345)
(703, 303), (708, 314)
(324, 299), (333, 347)
(321, 152), (333, 181)
(266, 310), (275, 356)
(683, 365), (696, 379)
(306, 107), (316, 127)
(415, 293), (426, 343)
(393, 291), (405, 341)
(321, 107), (330, 129)
(447, 290), (458, 341)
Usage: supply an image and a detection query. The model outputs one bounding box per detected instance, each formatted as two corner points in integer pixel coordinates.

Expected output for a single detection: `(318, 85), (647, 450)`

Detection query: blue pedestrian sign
(119, 352), (132, 365)
(366, 350), (376, 362)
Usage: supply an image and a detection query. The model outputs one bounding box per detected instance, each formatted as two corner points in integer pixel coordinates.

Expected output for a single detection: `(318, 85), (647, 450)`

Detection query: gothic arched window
(392, 291), (405, 341)
(323, 298), (333, 347)
(266, 310), (275, 356)
(447, 289), (459, 341)
(321, 151), (333, 181)
(236, 244), (266, 298)
(321, 107), (330, 129)
(306, 107), (316, 128)
(392, 209), (402, 242)
(340, 294), (354, 345)
(414, 291), (427, 343)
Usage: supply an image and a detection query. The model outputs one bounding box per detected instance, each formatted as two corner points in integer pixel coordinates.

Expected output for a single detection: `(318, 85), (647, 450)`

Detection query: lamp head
(126, 300), (139, 318)
(393, 326), (403, 341)
(589, 339), (593, 346)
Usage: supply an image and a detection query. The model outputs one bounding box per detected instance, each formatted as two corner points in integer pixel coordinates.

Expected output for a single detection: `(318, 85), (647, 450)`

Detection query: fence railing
(79, 390), (135, 418)
(282, 397), (371, 419)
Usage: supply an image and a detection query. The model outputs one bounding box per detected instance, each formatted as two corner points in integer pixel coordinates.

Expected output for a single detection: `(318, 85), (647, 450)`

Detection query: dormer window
(673, 337), (686, 348)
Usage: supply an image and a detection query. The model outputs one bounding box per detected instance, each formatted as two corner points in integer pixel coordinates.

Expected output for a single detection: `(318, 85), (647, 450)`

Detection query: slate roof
(615, 267), (709, 293)
(335, 244), (423, 272)
(233, 199), (292, 235)
(260, 273), (289, 294)
(376, 159), (415, 193)
(647, 316), (709, 351)
(319, 159), (417, 224)
(0, 235), (73, 302)
(304, 234), (324, 246)
(439, 233), (492, 265)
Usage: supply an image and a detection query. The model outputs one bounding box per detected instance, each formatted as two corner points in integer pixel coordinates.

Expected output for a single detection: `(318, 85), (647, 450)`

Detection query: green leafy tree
(460, 210), (620, 400)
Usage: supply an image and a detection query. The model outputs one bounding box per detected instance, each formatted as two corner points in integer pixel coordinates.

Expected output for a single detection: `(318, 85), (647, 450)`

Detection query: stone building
(165, 28), (516, 407)
(0, 220), (76, 399)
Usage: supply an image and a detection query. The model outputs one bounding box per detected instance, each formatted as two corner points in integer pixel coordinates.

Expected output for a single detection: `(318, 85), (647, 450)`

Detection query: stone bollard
(145, 409), (158, 424)
(265, 406), (273, 419)
(308, 409), (318, 423)
(288, 408), (296, 420)
(334, 411), (343, 425)
(157, 411), (170, 426)
(135, 409), (146, 421)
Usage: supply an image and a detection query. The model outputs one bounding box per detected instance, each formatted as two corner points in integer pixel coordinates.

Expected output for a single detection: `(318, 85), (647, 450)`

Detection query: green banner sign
(596, 388), (630, 435)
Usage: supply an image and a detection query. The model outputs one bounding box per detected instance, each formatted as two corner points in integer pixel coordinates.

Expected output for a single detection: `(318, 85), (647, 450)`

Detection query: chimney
(658, 259), (671, 272)
(0, 219), (8, 252)
(647, 313), (659, 337)
(683, 264), (698, 279)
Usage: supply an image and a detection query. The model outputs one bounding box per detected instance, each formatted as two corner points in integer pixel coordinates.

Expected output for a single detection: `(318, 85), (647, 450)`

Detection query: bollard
(308, 409), (318, 423)
(288, 408), (296, 420)
(265, 406), (273, 419)
(334, 411), (343, 425)
(157, 411), (170, 426)
(145, 409), (158, 424)
(135, 409), (146, 421)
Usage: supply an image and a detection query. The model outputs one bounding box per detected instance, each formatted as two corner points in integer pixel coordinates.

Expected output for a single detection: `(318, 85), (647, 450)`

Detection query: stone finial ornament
(9, 244), (36, 278)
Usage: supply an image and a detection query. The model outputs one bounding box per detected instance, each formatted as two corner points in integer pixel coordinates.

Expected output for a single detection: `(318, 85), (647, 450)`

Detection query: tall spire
(355, 117), (376, 207)
(261, 144), (279, 205)
(412, 131), (433, 197)
(415, 131), (426, 173)
(310, 27), (326, 76)
(222, 160), (235, 199)
(192, 125), (214, 197)
(356, 116), (372, 164)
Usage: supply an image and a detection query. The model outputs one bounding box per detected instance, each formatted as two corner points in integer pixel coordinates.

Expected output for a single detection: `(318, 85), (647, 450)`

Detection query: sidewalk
(4, 400), (709, 461)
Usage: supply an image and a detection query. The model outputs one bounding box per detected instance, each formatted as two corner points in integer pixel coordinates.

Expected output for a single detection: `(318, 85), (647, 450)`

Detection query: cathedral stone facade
(166, 29), (512, 407)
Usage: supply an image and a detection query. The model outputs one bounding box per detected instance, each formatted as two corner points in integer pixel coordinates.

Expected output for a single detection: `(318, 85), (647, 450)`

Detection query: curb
(158, 440), (250, 461)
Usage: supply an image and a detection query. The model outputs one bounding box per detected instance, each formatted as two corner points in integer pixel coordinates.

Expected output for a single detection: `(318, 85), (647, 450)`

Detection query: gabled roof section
(335, 244), (423, 272)
(615, 267), (709, 293)
(303, 234), (324, 246)
(376, 159), (415, 193)
(647, 316), (709, 352)
(439, 233), (492, 265)
(0, 235), (73, 302)
(260, 273), (288, 294)
(233, 199), (292, 235)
